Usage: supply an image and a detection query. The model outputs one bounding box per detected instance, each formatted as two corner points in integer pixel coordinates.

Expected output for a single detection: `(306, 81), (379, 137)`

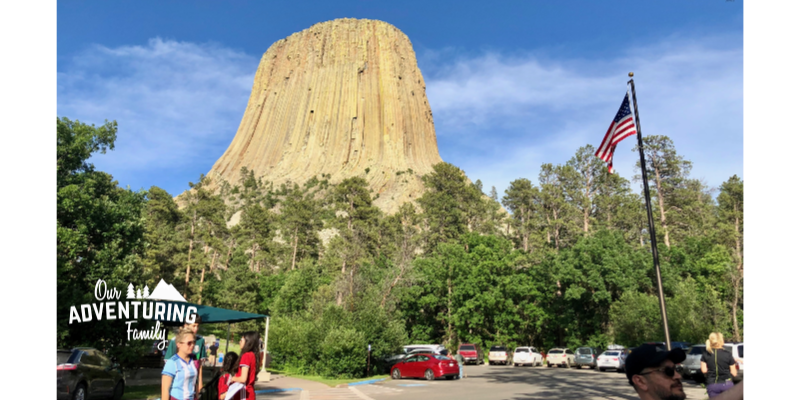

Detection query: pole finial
(628, 72), (634, 77)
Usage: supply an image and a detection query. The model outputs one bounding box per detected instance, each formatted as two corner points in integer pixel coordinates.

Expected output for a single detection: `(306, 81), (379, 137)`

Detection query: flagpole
(628, 72), (672, 351)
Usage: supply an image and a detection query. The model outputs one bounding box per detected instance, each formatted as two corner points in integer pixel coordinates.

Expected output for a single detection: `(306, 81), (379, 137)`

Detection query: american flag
(595, 93), (637, 173)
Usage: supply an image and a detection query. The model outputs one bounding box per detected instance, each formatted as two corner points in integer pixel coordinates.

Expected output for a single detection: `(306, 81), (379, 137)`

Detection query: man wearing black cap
(625, 344), (687, 400)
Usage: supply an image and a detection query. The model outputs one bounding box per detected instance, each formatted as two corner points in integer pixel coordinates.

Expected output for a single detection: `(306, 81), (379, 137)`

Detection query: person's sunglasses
(639, 365), (683, 378)
(180, 341), (196, 345)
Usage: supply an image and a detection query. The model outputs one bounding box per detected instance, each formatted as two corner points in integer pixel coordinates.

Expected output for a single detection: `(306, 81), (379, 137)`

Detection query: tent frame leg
(225, 323), (231, 355)
(262, 317), (270, 369)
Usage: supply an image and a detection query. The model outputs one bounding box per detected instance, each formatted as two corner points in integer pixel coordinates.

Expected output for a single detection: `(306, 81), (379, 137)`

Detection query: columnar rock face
(207, 18), (443, 213)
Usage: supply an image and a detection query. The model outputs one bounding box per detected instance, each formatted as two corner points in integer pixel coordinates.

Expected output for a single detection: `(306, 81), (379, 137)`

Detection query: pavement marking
(349, 378), (387, 386)
(256, 388), (303, 394)
(348, 386), (374, 400)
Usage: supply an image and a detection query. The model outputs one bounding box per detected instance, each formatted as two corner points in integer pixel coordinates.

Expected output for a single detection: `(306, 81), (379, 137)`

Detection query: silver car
(597, 350), (626, 372)
(682, 345), (706, 382)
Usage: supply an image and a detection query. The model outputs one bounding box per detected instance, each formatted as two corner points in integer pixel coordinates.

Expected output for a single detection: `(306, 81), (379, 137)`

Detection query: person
(165, 316), (208, 394)
(701, 332), (737, 398)
(454, 351), (465, 379)
(625, 344), (687, 400)
(229, 331), (260, 400)
(217, 352), (241, 400)
(210, 340), (220, 368)
(712, 381), (743, 400)
(162, 328), (200, 400)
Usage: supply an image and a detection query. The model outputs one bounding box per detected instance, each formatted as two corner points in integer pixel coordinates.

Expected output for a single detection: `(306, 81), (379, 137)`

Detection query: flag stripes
(595, 93), (637, 172)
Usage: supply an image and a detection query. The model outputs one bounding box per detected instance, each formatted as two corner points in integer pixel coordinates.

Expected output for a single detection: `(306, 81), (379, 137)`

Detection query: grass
(266, 368), (389, 387)
(121, 384), (161, 400)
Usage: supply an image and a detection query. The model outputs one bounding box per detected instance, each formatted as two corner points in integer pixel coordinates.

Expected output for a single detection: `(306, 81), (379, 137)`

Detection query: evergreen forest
(57, 117), (744, 377)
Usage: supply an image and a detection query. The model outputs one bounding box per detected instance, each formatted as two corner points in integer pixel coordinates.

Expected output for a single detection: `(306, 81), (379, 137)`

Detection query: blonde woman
(162, 328), (201, 400)
(701, 332), (737, 398)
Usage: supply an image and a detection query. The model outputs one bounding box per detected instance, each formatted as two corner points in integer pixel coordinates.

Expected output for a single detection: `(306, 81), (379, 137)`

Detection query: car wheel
(72, 383), (87, 400)
(112, 380), (125, 400)
(599, 368), (605, 372)
(425, 369), (435, 381)
(446, 375), (455, 380)
(392, 369), (402, 380)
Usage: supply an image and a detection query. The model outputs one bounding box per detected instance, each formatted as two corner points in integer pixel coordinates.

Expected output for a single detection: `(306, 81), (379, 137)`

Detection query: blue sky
(57, 0), (743, 198)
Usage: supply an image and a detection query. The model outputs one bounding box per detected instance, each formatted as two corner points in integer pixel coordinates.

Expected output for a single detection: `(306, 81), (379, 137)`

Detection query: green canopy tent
(154, 301), (270, 367)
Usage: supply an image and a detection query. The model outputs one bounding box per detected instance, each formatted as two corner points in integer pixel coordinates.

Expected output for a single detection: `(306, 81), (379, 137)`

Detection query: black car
(57, 348), (125, 400)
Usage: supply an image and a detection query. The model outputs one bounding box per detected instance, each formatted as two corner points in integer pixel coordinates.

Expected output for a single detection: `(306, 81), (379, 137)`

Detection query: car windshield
(689, 346), (706, 355)
(602, 352), (619, 356)
(460, 345), (475, 351)
(490, 346), (506, 351)
(548, 349), (562, 354)
(577, 348), (592, 354)
(434, 355), (450, 361)
(515, 348), (530, 353)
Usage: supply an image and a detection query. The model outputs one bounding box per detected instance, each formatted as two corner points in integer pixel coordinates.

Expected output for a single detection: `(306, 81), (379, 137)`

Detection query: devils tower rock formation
(207, 18), (443, 213)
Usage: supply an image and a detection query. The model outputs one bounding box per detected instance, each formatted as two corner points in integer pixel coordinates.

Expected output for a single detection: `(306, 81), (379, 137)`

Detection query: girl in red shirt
(230, 332), (260, 400)
(218, 352), (241, 400)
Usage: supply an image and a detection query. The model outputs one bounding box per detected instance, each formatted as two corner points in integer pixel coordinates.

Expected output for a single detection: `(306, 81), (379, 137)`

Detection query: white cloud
(58, 38), (258, 177)
(57, 35), (741, 199)
(422, 34), (743, 197)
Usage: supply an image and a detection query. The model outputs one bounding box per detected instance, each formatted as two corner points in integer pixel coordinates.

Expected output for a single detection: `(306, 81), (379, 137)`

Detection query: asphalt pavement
(256, 364), (711, 400)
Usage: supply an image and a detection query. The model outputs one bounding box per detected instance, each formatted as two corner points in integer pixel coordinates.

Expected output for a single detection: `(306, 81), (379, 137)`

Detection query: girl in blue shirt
(161, 328), (199, 400)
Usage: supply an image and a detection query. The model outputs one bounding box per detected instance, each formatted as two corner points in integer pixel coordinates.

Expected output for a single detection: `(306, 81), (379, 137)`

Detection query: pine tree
(633, 135), (692, 248)
(503, 178), (537, 252)
(136, 288), (142, 299)
(127, 283), (135, 299)
(717, 175), (744, 341)
(143, 285), (150, 298)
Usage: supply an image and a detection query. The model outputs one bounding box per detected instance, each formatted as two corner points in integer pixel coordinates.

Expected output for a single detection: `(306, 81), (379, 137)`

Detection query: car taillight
(612, 358), (618, 361)
(57, 364), (77, 371)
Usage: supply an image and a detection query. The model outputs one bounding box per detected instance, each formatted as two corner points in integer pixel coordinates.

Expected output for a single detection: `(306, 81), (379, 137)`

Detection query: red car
(391, 353), (460, 380)
(458, 343), (484, 365)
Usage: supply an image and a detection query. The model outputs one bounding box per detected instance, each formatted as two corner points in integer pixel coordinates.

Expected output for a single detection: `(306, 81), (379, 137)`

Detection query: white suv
(512, 347), (543, 367)
(546, 348), (576, 368)
(723, 343), (744, 382)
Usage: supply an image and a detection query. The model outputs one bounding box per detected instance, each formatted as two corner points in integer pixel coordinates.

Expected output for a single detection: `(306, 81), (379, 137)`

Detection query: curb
(254, 388), (303, 394)
(348, 378), (387, 386)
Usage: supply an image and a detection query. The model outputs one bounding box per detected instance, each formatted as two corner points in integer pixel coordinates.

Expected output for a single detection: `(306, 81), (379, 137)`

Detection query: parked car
(682, 344), (706, 383)
(382, 344), (447, 372)
(512, 347), (543, 367)
(408, 348), (448, 357)
(404, 344), (446, 354)
(642, 342), (691, 352)
(574, 347), (600, 369)
(488, 345), (511, 365)
(724, 342), (744, 382)
(546, 348), (576, 368)
(597, 349), (626, 372)
(57, 348), (125, 400)
(390, 354), (460, 380)
(458, 343), (484, 365)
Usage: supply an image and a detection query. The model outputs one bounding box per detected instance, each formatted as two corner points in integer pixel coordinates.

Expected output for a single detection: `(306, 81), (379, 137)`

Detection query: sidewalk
(254, 374), (330, 393)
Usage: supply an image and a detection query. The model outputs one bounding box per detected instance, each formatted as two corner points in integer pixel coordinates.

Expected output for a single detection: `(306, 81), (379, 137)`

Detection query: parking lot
(258, 364), (711, 400)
